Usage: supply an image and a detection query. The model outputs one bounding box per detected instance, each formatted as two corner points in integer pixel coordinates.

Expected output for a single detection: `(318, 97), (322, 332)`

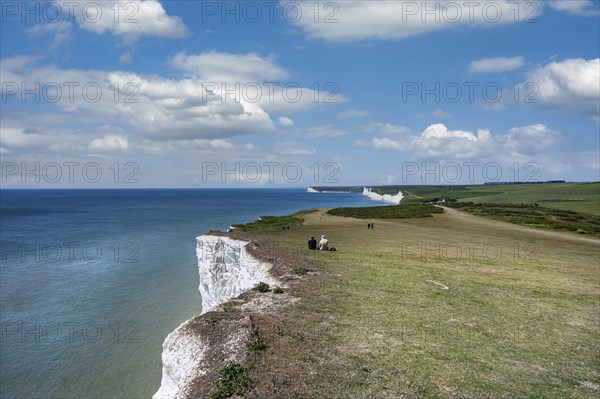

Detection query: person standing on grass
(319, 235), (329, 251)
(308, 236), (317, 250)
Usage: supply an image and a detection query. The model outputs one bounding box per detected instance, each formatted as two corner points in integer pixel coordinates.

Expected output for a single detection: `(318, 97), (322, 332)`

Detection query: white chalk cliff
(362, 187), (403, 204)
(307, 187), (319, 193)
(196, 235), (276, 313)
(153, 235), (277, 399)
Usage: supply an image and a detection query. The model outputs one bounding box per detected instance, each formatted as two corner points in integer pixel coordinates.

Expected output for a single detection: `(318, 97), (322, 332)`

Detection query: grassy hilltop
(206, 183), (599, 398)
(312, 182), (600, 215)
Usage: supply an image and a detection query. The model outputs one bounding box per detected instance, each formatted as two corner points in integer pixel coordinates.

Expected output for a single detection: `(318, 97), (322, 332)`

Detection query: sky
(0, 0), (599, 188)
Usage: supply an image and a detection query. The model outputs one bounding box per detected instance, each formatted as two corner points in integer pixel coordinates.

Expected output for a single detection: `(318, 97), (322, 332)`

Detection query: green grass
(447, 202), (600, 236)
(231, 214), (304, 231)
(273, 286), (284, 294)
(464, 183), (600, 215)
(327, 203), (443, 219)
(247, 336), (268, 352)
(237, 207), (600, 398)
(253, 282), (271, 293)
(209, 363), (252, 399)
(366, 183), (600, 215)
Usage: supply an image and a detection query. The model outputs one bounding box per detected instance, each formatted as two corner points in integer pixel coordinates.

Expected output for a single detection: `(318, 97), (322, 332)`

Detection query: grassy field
(327, 204), (443, 219)
(448, 203), (600, 237)
(366, 183), (600, 215)
(231, 207), (600, 398)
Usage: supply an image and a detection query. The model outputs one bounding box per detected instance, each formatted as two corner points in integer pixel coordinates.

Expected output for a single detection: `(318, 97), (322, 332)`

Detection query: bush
(273, 286), (284, 294)
(294, 267), (311, 275)
(209, 363), (252, 399)
(247, 337), (267, 352)
(253, 282), (270, 293)
(222, 302), (234, 312)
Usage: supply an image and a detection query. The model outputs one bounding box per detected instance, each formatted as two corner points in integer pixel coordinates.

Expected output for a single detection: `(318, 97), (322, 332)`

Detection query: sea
(0, 189), (377, 399)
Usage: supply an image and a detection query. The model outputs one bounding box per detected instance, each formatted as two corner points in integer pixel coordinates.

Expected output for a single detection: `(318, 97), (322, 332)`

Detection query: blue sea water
(0, 189), (376, 399)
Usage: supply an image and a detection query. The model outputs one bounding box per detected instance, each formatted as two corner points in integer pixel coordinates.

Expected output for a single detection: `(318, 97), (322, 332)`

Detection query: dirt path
(439, 206), (600, 245)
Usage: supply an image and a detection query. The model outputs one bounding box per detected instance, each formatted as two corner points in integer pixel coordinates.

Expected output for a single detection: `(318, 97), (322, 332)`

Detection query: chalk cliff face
(362, 187), (403, 204)
(196, 235), (276, 313)
(153, 235), (276, 399)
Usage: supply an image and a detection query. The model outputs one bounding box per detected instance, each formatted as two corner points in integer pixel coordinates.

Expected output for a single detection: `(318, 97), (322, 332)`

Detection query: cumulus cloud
(337, 108), (369, 119)
(304, 125), (348, 138)
(275, 142), (316, 155)
(362, 122), (411, 135)
(26, 20), (72, 50)
(361, 122), (562, 163)
(0, 53), (342, 156)
(171, 52), (343, 114)
(525, 58), (600, 116)
(119, 52), (134, 64)
(285, 1), (543, 42)
(548, 0), (600, 16)
(278, 116), (295, 126)
(172, 51), (288, 82)
(468, 56), (525, 73)
(432, 109), (451, 118)
(58, 0), (189, 43)
(89, 134), (129, 151)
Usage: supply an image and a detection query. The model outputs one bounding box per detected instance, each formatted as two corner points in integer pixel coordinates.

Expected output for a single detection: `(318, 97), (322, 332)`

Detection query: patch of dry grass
(229, 208), (599, 398)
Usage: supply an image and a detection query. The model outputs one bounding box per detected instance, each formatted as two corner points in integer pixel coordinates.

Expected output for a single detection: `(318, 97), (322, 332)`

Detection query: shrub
(254, 282), (270, 293)
(247, 337), (267, 352)
(294, 267), (310, 275)
(273, 287), (284, 294)
(222, 302), (234, 312)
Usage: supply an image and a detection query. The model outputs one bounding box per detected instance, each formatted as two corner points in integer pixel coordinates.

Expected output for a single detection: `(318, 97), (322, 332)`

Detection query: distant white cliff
(362, 187), (403, 204)
(153, 235), (277, 399)
(307, 187), (319, 193)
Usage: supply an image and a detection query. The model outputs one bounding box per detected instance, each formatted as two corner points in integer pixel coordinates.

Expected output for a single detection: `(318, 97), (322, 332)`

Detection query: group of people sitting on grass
(307, 235), (336, 251)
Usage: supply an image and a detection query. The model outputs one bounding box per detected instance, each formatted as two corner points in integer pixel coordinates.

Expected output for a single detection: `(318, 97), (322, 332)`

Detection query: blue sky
(1, 0), (599, 187)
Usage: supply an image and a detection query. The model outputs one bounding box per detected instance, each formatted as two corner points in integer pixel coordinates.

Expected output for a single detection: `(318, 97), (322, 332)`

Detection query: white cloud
(119, 52), (133, 64)
(89, 134), (129, 151)
(305, 125), (348, 138)
(468, 56), (525, 73)
(548, 0), (600, 16)
(337, 108), (369, 119)
(362, 122), (411, 135)
(372, 137), (407, 151)
(432, 109), (451, 118)
(26, 20), (72, 50)
(362, 122), (562, 162)
(172, 51), (288, 82)
(59, 0), (189, 44)
(525, 58), (600, 116)
(278, 116), (295, 126)
(286, 1), (543, 42)
(170, 52), (342, 115)
(275, 142), (316, 155)
(0, 53), (344, 157)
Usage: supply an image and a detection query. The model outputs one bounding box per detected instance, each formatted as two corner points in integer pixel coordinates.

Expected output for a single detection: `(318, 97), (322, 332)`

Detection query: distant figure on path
(367, 223), (371, 229)
(308, 236), (317, 250)
(319, 235), (329, 251)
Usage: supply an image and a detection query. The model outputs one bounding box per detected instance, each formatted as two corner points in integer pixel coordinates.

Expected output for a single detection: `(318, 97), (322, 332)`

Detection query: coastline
(153, 234), (298, 399)
(307, 186), (404, 204)
(153, 190), (401, 398)
(152, 191), (600, 398)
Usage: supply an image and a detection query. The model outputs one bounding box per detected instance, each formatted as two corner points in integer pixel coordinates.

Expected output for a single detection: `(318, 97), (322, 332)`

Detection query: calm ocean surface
(0, 189), (376, 399)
